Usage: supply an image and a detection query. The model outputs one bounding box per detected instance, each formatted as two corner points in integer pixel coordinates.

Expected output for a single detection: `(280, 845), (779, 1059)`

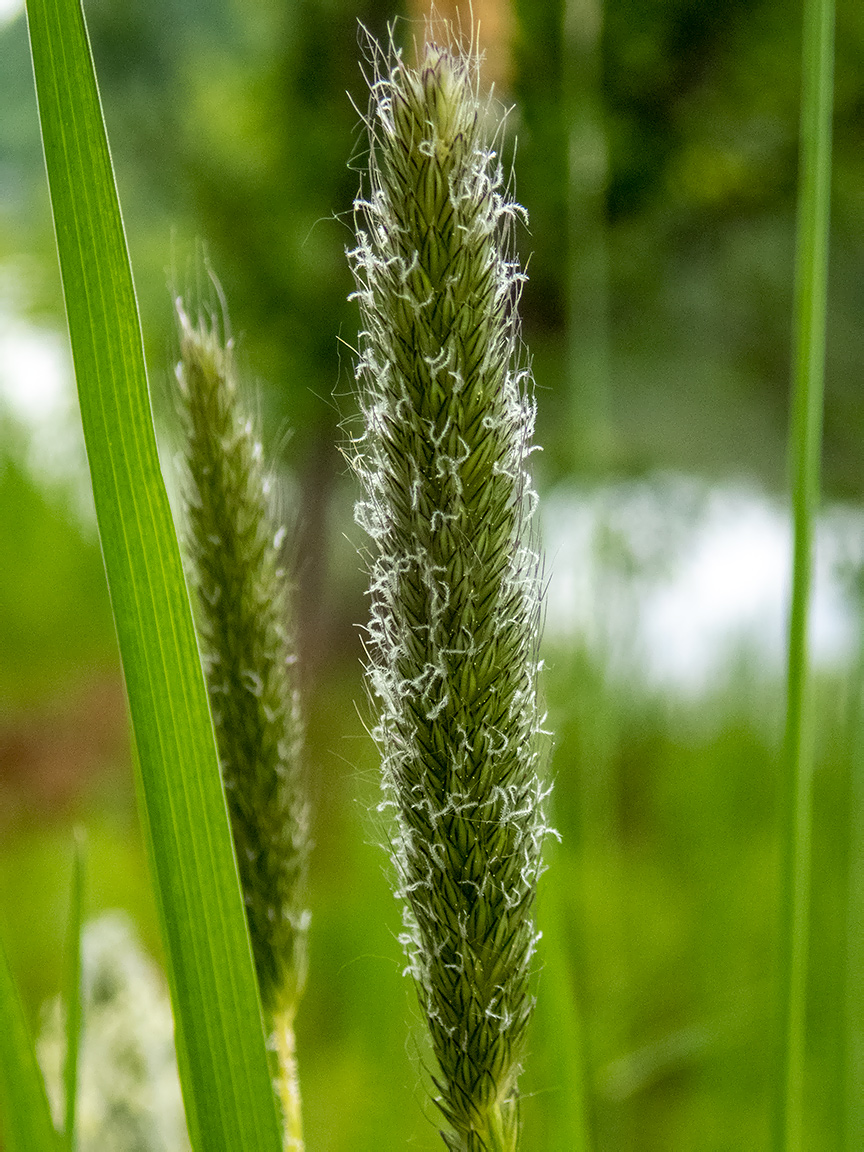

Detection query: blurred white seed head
(38, 913), (190, 1152)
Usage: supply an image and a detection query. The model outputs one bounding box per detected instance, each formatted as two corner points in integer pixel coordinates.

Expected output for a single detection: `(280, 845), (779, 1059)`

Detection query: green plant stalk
(563, 0), (612, 470)
(62, 831), (85, 1152)
(0, 932), (60, 1152)
(24, 0), (284, 1146)
(555, 647), (624, 1149)
(176, 305), (310, 1150)
(536, 838), (591, 1152)
(775, 0), (834, 1148)
(844, 600), (864, 1152)
(350, 34), (548, 1152)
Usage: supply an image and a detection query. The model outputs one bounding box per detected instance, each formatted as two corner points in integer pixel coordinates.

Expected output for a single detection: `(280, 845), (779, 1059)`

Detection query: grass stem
(843, 584), (864, 1151)
(775, 0), (834, 1147)
(563, 0), (612, 470)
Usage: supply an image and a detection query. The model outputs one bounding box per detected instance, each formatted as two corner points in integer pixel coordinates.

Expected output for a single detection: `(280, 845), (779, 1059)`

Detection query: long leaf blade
(23, 1), (283, 1148)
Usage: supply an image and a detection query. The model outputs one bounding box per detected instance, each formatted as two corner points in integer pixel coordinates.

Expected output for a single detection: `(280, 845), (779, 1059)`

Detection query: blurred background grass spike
(174, 295), (311, 1149)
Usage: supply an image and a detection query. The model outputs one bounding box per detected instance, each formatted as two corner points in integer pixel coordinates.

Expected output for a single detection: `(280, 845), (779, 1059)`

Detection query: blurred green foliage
(0, 427), (114, 704)
(1, 0), (862, 495)
(0, 0), (863, 1148)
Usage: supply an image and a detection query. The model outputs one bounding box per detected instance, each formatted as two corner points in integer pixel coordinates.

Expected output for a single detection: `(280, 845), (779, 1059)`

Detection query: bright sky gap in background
(0, 0), (22, 27)
(2, 297), (862, 697)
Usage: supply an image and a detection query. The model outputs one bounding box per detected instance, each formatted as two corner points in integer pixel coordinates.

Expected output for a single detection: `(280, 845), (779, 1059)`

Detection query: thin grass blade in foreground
(0, 933), (59, 1152)
(23, 0), (283, 1147)
(844, 593), (864, 1152)
(175, 301), (310, 1149)
(350, 32), (549, 1151)
(61, 831), (85, 1152)
(775, 0), (834, 1148)
(535, 840), (591, 1151)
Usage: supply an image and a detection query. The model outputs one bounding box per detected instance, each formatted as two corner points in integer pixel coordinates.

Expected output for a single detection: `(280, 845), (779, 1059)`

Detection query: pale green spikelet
(349, 31), (549, 1152)
(174, 300), (309, 1149)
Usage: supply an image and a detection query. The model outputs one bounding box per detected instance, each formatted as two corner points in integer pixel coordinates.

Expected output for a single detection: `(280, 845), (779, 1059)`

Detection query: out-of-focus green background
(0, 0), (863, 1147)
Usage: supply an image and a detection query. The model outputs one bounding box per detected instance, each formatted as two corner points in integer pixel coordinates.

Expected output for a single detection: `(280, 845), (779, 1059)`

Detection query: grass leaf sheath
(349, 33), (549, 1151)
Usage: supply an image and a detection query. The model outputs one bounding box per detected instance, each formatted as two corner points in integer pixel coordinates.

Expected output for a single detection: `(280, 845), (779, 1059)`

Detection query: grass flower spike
(175, 301), (309, 1149)
(349, 31), (549, 1151)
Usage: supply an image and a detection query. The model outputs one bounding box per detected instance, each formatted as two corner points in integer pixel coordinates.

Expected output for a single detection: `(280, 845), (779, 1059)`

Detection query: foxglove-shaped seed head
(349, 31), (549, 1152)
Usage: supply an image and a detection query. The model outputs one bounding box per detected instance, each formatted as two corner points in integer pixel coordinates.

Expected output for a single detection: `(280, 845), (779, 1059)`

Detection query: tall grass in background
(562, 0), (610, 471)
(845, 584), (864, 1152)
(775, 0), (834, 1147)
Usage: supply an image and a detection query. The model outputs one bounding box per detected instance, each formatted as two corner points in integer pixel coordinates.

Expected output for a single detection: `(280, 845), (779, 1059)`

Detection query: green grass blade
(23, 1), (283, 1148)
(61, 831), (85, 1152)
(775, 0), (835, 1148)
(844, 623), (864, 1152)
(537, 842), (592, 1152)
(0, 931), (59, 1152)
(563, 0), (612, 470)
